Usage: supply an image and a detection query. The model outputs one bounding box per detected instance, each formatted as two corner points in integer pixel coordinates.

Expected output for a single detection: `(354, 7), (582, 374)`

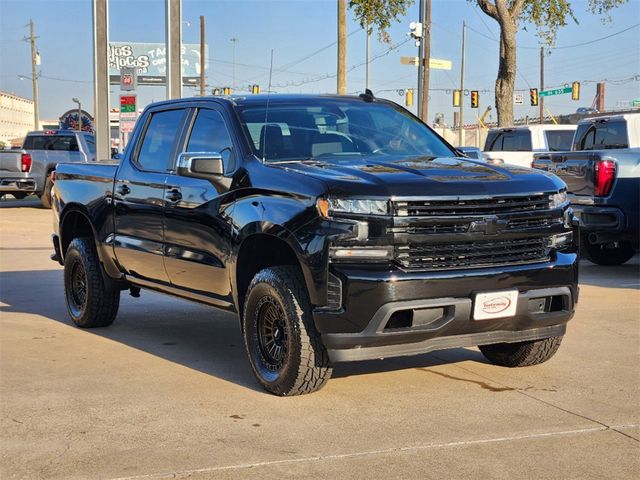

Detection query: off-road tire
(242, 266), (332, 396)
(479, 336), (563, 367)
(39, 174), (53, 209)
(582, 239), (635, 266)
(64, 237), (120, 328)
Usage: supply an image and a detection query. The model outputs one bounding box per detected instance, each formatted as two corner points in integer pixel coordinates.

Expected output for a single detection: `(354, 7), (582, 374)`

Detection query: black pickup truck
(52, 94), (578, 395)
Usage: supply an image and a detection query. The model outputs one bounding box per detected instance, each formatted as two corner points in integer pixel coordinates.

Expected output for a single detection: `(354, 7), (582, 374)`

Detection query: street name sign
(539, 86), (572, 97)
(400, 57), (452, 70)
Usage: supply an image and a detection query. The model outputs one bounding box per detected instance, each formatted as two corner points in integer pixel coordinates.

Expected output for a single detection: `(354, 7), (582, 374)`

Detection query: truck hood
(268, 155), (565, 197)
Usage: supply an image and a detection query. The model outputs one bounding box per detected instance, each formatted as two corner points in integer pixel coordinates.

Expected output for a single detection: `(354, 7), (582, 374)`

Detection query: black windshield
(236, 99), (455, 162)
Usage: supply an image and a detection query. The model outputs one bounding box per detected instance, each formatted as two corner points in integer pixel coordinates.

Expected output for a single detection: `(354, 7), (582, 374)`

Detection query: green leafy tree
(475, 0), (627, 126)
(337, 0), (414, 93)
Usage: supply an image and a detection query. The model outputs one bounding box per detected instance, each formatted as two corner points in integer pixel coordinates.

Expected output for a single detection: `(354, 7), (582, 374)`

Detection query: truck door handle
(165, 188), (182, 203)
(116, 184), (130, 196)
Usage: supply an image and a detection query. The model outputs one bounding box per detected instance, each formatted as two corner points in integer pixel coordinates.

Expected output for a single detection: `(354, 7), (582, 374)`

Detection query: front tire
(242, 266), (332, 396)
(582, 239), (635, 266)
(479, 336), (563, 367)
(64, 237), (120, 328)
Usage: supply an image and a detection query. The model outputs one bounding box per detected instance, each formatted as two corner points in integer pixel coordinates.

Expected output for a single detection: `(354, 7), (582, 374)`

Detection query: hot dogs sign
(108, 42), (208, 86)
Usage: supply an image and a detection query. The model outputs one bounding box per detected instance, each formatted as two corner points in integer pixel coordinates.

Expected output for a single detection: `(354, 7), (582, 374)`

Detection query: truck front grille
(395, 237), (552, 270)
(393, 194), (551, 217)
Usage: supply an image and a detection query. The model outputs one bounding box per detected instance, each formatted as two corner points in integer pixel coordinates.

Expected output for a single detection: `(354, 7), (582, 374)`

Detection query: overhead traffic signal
(405, 88), (414, 107)
(571, 81), (580, 101)
(530, 88), (539, 106)
(212, 88), (221, 95)
(470, 90), (479, 108)
(452, 89), (461, 107)
(251, 84), (260, 94)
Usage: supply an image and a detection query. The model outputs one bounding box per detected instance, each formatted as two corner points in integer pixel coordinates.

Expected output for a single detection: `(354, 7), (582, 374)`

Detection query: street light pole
(28, 19), (40, 130)
(230, 37), (239, 90)
(72, 98), (82, 131)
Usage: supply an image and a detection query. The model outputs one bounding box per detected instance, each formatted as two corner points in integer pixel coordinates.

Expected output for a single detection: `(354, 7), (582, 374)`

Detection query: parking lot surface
(1, 201), (639, 479)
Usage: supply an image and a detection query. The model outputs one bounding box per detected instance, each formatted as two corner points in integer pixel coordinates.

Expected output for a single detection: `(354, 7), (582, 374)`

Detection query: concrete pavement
(1, 203), (638, 479)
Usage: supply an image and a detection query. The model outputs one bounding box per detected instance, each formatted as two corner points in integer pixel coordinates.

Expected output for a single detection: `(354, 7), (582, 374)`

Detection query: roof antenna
(359, 88), (375, 102)
(262, 49), (274, 163)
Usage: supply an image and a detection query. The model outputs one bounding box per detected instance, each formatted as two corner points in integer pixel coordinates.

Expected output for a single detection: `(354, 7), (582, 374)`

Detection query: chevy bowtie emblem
(469, 215), (509, 235)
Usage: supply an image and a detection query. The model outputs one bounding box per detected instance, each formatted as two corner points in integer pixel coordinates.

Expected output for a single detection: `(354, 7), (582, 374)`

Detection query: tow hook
(129, 286), (141, 298)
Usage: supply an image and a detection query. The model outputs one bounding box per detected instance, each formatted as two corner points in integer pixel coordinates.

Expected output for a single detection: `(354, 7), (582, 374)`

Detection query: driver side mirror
(177, 152), (224, 179)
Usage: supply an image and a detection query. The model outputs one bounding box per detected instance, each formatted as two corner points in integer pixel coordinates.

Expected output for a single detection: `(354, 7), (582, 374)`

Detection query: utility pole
(230, 37), (239, 90)
(28, 20), (39, 130)
(93, 0), (110, 161)
(337, 0), (346, 94)
(420, 0), (431, 123)
(165, 0), (182, 99)
(199, 16), (205, 96)
(458, 20), (466, 146)
(539, 46), (544, 124)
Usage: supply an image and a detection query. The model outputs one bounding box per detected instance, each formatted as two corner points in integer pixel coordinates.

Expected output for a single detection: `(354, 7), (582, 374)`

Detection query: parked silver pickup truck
(0, 130), (95, 207)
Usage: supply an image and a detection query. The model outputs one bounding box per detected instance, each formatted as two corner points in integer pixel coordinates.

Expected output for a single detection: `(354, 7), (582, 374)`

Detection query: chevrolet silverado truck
(532, 113), (639, 265)
(52, 94), (578, 395)
(0, 130), (95, 207)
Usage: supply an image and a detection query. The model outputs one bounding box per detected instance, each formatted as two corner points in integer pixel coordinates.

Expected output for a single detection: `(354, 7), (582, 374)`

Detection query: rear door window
(544, 130), (574, 151)
(573, 120), (629, 150)
(136, 109), (186, 172)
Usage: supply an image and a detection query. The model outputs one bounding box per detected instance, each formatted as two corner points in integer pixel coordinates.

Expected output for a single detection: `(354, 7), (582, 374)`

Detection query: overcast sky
(1, 0), (639, 124)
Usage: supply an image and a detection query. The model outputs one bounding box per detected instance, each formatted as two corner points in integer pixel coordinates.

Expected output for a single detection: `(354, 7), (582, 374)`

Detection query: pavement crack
(428, 352), (640, 444)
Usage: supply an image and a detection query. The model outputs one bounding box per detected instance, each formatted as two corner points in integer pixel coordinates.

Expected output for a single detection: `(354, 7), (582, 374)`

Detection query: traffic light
(212, 88), (221, 95)
(470, 90), (479, 108)
(530, 88), (538, 106)
(223, 87), (232, 95)
(453, 89), (461, 107)
(405, 88), (414, 107)
(571, 81), (580, 101)
(251, 84), (260, 94)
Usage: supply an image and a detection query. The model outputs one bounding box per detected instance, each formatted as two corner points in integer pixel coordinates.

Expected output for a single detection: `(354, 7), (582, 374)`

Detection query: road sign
(514, 93), (524, 105)
(400, 57), (452, 70)
(632, 99), (640, 107)
(539, 86), (572, 97)
(120, 67), (137, 91)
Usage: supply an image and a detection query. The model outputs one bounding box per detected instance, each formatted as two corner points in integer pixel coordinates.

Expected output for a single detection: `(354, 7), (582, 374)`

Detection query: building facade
(0, 91), (35, 146)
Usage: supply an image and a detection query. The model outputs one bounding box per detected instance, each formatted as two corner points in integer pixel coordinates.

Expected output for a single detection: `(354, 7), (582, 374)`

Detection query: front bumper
(314, 251), (578, 363)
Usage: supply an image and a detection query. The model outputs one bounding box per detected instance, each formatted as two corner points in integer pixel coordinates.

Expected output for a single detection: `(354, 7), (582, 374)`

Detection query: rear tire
(582, 239), (634, 266)
(479, 336), (563, 367)
(64, 237), (120, 328)
(39, 174), (53, 209)
(242, 266), (332, 396)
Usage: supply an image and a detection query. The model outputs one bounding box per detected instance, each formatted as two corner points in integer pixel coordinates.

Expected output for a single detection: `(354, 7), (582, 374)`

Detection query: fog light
(330, 246), (393, 261)
(551, 232), (573, 248)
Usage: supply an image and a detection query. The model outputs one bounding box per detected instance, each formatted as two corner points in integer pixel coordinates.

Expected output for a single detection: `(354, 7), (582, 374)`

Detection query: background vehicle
(0, 130), (95, 207)
(52, 95), (578, 396)
(483, 124), (577, 168)
(457, 146), (504, 165)
(532, 113), (639, 265)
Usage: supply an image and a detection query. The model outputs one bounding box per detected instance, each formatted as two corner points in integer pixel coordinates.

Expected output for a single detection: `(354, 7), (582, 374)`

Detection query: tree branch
(509, 0), (526, 17)
(476, 0), (499, 21)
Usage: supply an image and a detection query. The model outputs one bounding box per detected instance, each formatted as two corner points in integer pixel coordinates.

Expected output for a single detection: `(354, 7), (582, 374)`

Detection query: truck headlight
(551, 232), (573, 249)
(317, 198), (389, 218)
(549, 190), (568, 209)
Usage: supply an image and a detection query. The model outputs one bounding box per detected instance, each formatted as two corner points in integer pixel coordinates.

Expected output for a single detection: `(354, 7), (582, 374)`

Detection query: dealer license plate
(473, 290), (518, 320)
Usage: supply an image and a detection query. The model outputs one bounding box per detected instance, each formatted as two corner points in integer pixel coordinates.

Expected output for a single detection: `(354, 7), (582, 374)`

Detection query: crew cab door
(162, 106), (237, 305)
(113, 107), (187, 284)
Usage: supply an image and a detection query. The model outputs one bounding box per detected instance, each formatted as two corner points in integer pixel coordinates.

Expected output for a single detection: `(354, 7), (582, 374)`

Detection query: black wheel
(479, 336), (563, 367)
(64, 237), (120, 328)
(11, 192), (28, 200)
(582, 239), (635, 266)
(242, 266), (332, 395)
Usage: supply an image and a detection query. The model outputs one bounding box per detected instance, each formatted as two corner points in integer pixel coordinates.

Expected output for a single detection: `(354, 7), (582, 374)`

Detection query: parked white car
(483, 124), (577, 168)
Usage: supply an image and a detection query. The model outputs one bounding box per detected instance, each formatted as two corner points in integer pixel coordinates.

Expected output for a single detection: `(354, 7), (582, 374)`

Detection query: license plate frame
(473, 290), (519, 320)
